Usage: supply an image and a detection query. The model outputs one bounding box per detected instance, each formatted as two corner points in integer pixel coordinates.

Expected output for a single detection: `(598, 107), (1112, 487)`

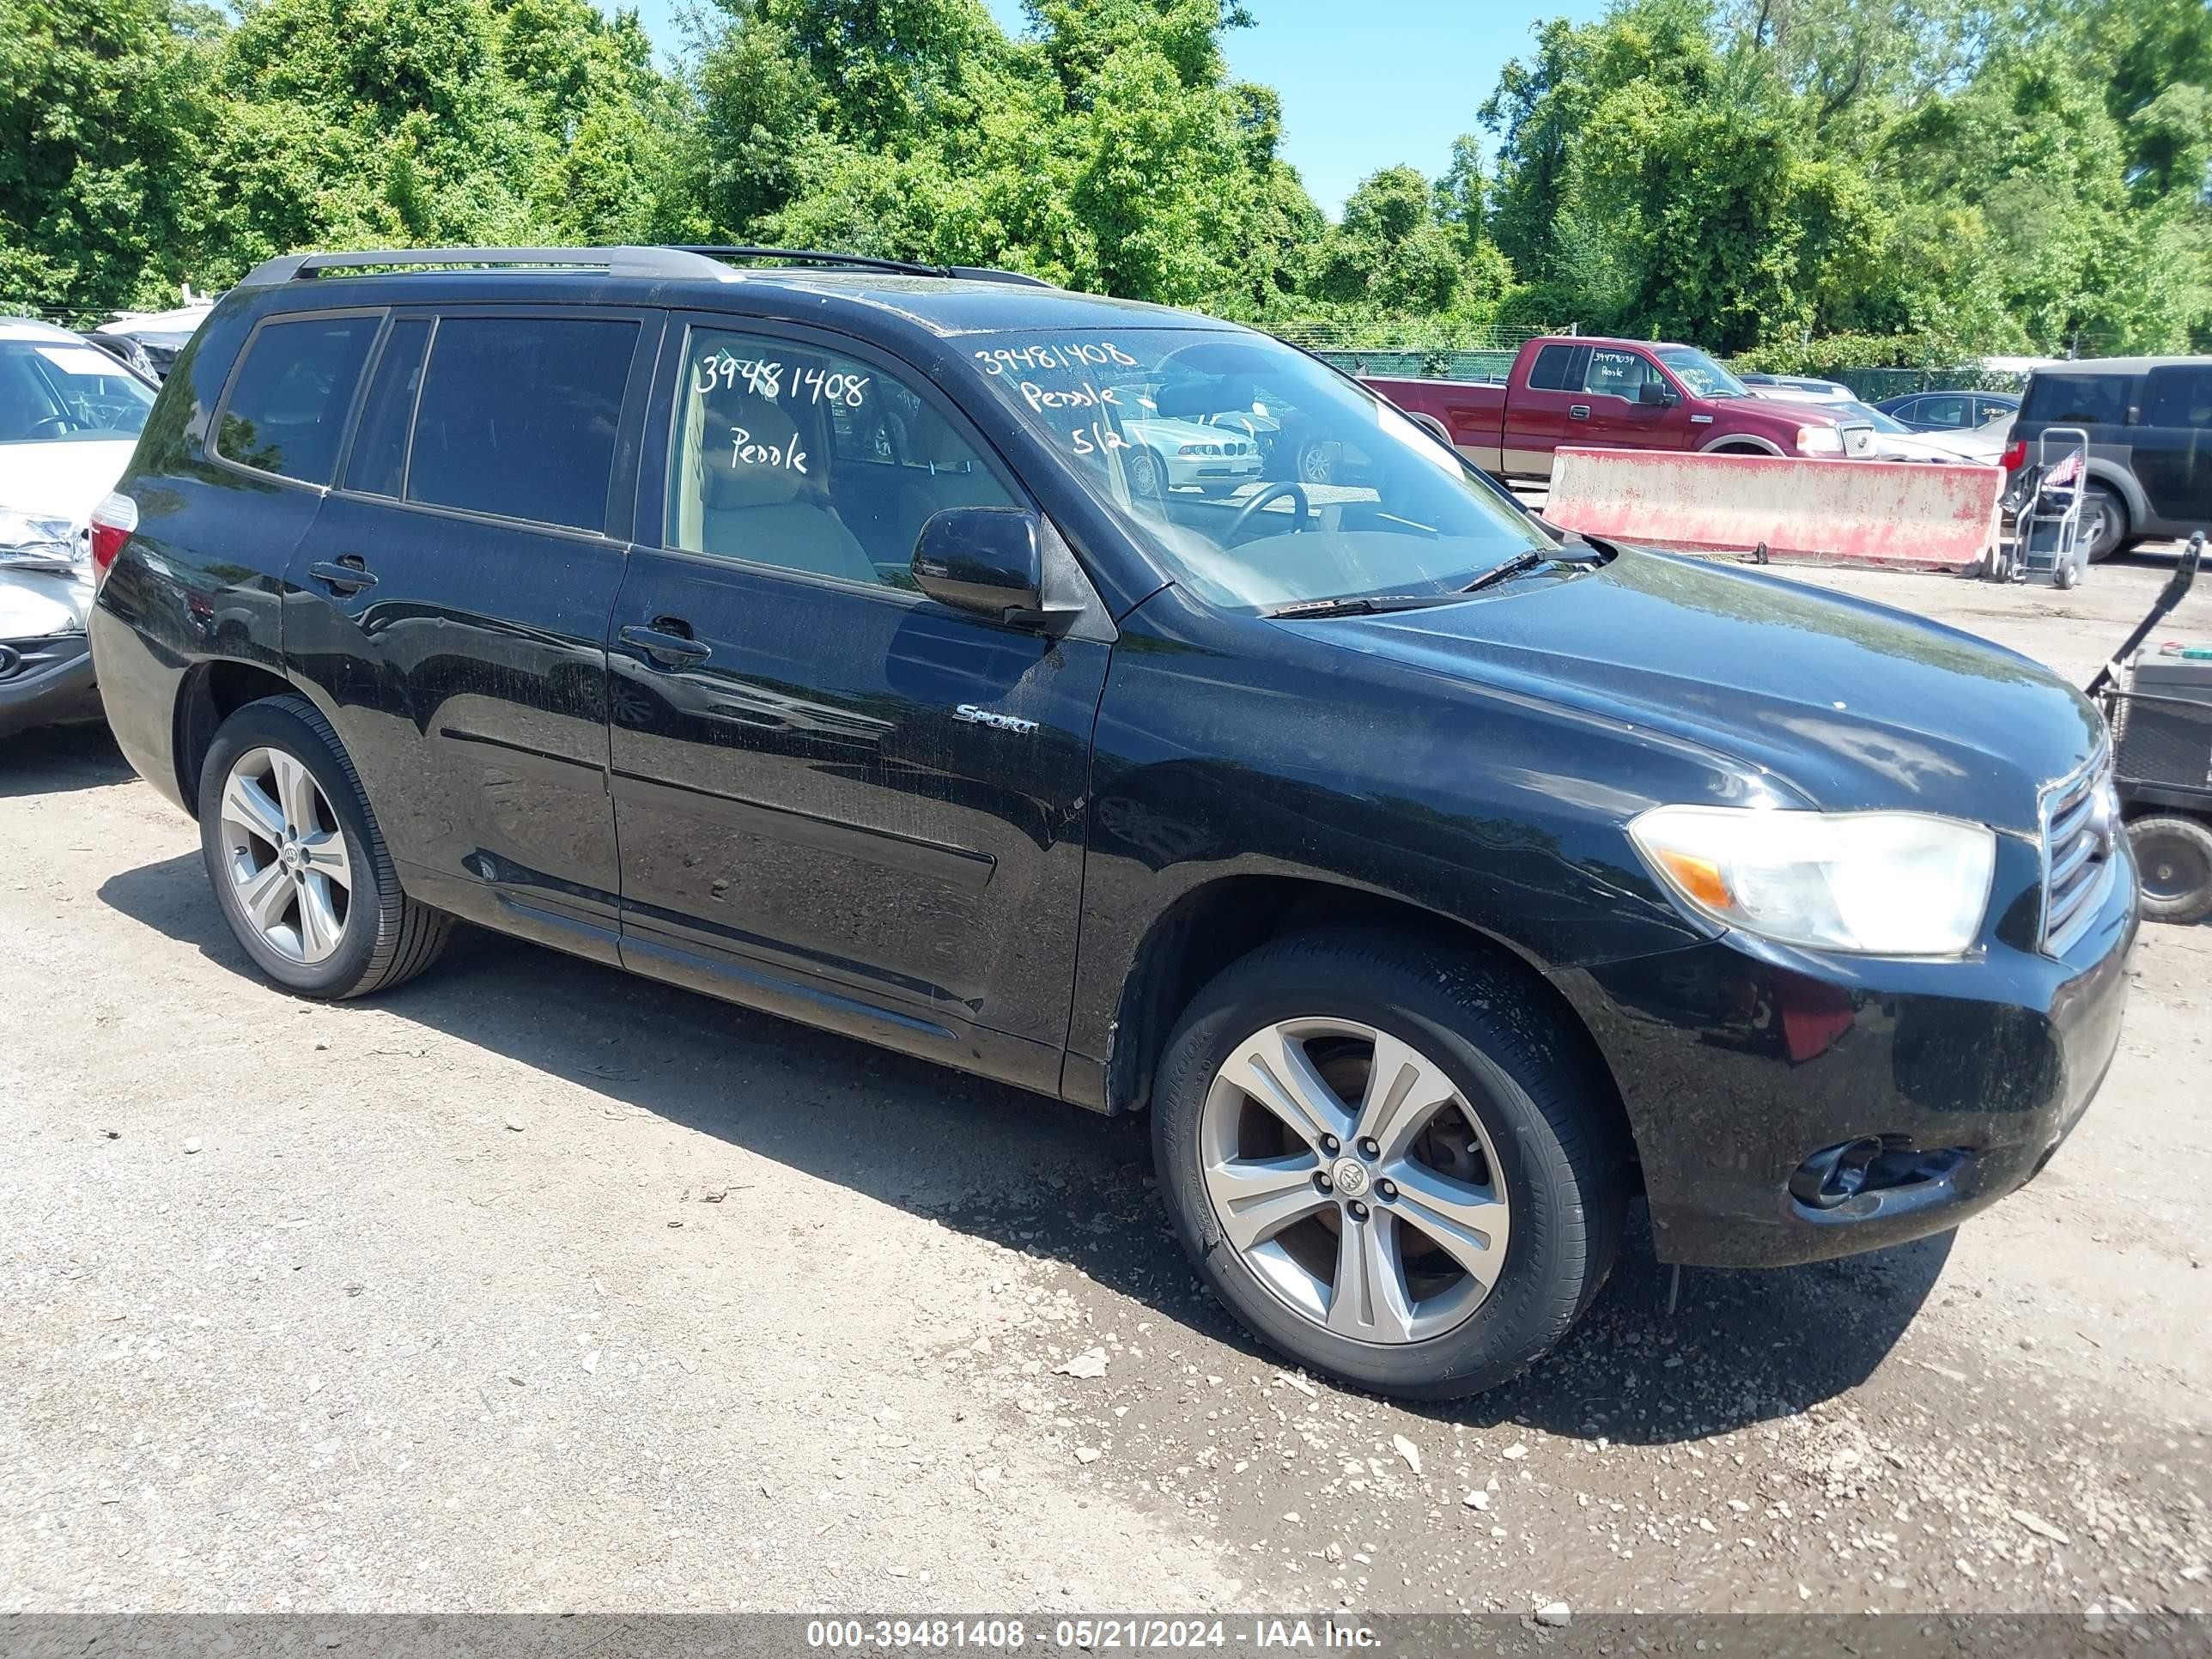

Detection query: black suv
(2008, 356), (2212, 559)
(90, 246), (2136, 1398)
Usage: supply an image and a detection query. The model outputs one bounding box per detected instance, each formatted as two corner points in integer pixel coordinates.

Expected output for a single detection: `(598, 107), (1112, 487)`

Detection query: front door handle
(619, 621), (710, 667)
(1567, 404), (1590, 421)
(309, 556), (376, 594)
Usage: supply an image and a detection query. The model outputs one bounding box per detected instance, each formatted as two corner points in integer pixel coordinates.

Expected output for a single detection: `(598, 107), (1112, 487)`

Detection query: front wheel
(2130, 815), (2212, 925)
(1151, 930), (1629, 1399)
(199, 695), (451, 998)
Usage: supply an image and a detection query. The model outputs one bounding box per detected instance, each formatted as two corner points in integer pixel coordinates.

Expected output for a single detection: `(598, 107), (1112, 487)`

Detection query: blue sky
(617, 1), (1610, 218)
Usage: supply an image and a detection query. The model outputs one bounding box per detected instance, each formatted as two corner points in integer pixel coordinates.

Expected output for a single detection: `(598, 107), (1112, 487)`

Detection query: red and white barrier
(1544, 446), (2004, 569)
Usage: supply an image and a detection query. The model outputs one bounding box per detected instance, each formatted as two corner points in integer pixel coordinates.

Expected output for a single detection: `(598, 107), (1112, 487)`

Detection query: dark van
(2008, 356), (2212, 559)
(89, 247), (2136, 1399)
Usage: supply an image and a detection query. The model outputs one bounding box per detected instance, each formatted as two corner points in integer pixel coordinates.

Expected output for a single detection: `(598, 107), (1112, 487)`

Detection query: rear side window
(2022, 373), (2135, 428)
(1527, 344), (1577, 392)
(405, 317), (639, 533)
(2142, 367), (2212, 430)
(343, 317), (431, 498)
(216, 315), (380, 483)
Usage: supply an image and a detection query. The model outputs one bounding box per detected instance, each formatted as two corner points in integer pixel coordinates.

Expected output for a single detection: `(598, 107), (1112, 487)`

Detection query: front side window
(217, 315), (380, 483)
(1654, 347), (1747, 399)
(665, 326), (1017, 586)
(1583, 348), (1661, 399)
(405, 316), (637, 532)
(964, 328), (1547, 611)
(0, 338), (155, 445)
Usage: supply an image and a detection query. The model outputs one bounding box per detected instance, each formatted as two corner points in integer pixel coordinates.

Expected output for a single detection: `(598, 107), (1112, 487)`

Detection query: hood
(1869, 430), (1996, 465)
(0, 438), (136, 526)
(1300, 550), (2102, 835)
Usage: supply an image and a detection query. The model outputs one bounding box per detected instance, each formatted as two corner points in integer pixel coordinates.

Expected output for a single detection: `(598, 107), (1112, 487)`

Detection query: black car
(88, 246), (2136, 1399)
(1874, 390), (2021, 432)
(2006, 357), (2212, 559)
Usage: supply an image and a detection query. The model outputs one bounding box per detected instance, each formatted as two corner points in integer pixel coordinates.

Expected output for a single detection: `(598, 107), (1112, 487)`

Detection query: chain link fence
(1270, 319), (1565, 383)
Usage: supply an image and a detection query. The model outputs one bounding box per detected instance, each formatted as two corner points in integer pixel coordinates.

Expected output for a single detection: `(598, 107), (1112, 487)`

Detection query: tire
(2082, 483), (2129, 562)
(1151, 929), (1630, 1400)
(198, 694), (451, 998)
(1126, 447), (1167, 500)
(1296, 438), (1337, 485)
(2129, 815), (2212, 925)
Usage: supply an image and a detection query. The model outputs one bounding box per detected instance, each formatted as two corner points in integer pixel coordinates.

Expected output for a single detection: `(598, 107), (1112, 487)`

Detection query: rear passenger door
(1503, 343), (1586, 477)
(283, 306), (660, 958)
(605, 318), (1109, 1091)
(2136, 365), (2212, 532)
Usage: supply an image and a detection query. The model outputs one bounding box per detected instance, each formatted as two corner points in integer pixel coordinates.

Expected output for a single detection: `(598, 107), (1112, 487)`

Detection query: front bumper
(0, 632), (102, 738)
(1559, 837), (2138, 1269)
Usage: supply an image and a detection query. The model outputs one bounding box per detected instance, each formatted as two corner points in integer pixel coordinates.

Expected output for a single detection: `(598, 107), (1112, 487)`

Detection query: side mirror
(1638, 380), (1674, 407)
(913, 507), (1047, 623)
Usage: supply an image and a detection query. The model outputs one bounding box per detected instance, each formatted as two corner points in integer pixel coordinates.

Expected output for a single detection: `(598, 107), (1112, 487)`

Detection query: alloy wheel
(216, 746), (354, 964)
(1198, 1018), (1510, 1346)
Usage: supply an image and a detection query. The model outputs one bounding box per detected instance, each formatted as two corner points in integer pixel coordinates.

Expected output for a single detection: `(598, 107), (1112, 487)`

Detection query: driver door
(607, 319), (1113, 1087)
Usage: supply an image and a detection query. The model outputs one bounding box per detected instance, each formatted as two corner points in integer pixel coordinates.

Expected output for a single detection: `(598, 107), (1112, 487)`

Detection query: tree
(0, 0), (222, 311)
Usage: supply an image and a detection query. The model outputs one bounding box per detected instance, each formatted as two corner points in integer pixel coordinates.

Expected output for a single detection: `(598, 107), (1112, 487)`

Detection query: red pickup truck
(1362, 337), (1875, 481)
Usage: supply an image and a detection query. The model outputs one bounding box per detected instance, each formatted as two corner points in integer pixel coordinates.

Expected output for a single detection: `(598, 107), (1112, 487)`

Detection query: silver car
(1, 319), (157, 737)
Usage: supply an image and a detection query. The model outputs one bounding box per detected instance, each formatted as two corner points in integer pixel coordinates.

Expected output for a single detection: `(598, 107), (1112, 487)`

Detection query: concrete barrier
(1544, 446), (2004, 569)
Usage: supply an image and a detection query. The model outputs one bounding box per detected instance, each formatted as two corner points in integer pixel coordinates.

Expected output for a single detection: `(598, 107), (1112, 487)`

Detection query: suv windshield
(1654, 348), (1747, 399)
(0, 338), (155, 444)
(964, 328), (1547, 611)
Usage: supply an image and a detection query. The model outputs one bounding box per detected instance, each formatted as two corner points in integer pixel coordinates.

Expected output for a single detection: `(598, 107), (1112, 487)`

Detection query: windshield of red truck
(1655, 347), (1750, 399)
(964, 329), (1548, 611)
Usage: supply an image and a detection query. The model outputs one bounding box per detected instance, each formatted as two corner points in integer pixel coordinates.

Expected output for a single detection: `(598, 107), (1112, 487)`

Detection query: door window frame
(635, 312), (1043, 599)
(208, 306), (388, 494)
(324, 303), (668, 545)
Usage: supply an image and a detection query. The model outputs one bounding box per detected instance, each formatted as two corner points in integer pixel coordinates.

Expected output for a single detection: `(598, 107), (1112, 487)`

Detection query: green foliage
(3, 0), (2205, 365)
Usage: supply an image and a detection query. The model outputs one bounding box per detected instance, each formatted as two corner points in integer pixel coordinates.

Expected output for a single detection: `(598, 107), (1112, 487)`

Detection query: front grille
(1840, 422), (1875, 458)
(2040, 751), (2120, 955)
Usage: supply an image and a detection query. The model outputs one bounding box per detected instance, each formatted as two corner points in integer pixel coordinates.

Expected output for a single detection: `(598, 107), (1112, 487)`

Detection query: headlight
(0, 508), (79, 570)
(1629, 805), (1996, 957)
(1795, 424), (1844, 455)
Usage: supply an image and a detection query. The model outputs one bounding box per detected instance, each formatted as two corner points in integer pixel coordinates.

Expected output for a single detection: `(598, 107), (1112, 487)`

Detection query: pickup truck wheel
(2081, 484), (2129, 562)
(2129, 815), (2212, 924)
(1151, 930), (1627, 1400)
(198, 695), (451, 999)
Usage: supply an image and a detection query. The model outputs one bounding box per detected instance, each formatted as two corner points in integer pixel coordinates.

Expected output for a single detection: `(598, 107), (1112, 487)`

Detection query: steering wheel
(1226, 480), (1312, 543)
(26, 415), (78, 440)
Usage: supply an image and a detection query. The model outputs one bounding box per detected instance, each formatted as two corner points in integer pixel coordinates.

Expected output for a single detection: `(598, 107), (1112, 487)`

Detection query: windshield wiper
(1262, 593), (1462, 619)
(1459, 536), (1613, 595)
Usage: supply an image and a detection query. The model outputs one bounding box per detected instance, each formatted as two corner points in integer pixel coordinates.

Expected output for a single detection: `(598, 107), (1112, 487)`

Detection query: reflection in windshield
(1655, 347), (1749, 400)
(964, 328), (1548, 611)
(0, 340), (155, 444)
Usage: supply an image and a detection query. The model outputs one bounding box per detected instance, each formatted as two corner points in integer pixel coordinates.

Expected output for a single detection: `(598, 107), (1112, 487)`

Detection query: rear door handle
(619, 621), (710, 667)
(1568, 404), (1590, 421)
(308, 557), (376, 594)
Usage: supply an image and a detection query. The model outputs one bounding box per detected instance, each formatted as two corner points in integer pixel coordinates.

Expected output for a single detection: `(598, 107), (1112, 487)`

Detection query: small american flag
(2043, 450), (2083, 490)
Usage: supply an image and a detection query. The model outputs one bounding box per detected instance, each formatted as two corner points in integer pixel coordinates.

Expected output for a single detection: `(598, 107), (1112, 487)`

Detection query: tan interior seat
(701, 394), (878, 585)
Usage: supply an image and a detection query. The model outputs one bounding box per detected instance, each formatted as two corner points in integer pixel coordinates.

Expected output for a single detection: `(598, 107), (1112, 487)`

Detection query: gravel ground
(2, 550), (2209, 1620)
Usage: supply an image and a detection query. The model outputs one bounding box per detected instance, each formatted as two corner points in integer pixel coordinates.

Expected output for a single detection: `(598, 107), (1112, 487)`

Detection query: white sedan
(1, 318), (156, 737)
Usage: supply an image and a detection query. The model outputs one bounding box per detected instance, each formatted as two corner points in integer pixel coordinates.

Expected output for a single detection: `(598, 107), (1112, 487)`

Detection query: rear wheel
(2082, 483), (2130, 562)
(1151, 930), (1629, 1399)
(198, 696), (451, 998)
(2130, 815), (2212, 924)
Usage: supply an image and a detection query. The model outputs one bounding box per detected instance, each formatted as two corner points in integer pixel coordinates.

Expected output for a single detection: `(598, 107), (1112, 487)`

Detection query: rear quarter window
(2021, 373), (2136, 428)
(1526, 344), (1577, 392)
(216, 314), (380, 483)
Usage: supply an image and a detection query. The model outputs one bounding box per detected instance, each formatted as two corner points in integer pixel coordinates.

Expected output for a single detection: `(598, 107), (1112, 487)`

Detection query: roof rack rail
(671, 246), (1054, 287)
(238, 246), (732, 287)
(237, 244), (1059, 290)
